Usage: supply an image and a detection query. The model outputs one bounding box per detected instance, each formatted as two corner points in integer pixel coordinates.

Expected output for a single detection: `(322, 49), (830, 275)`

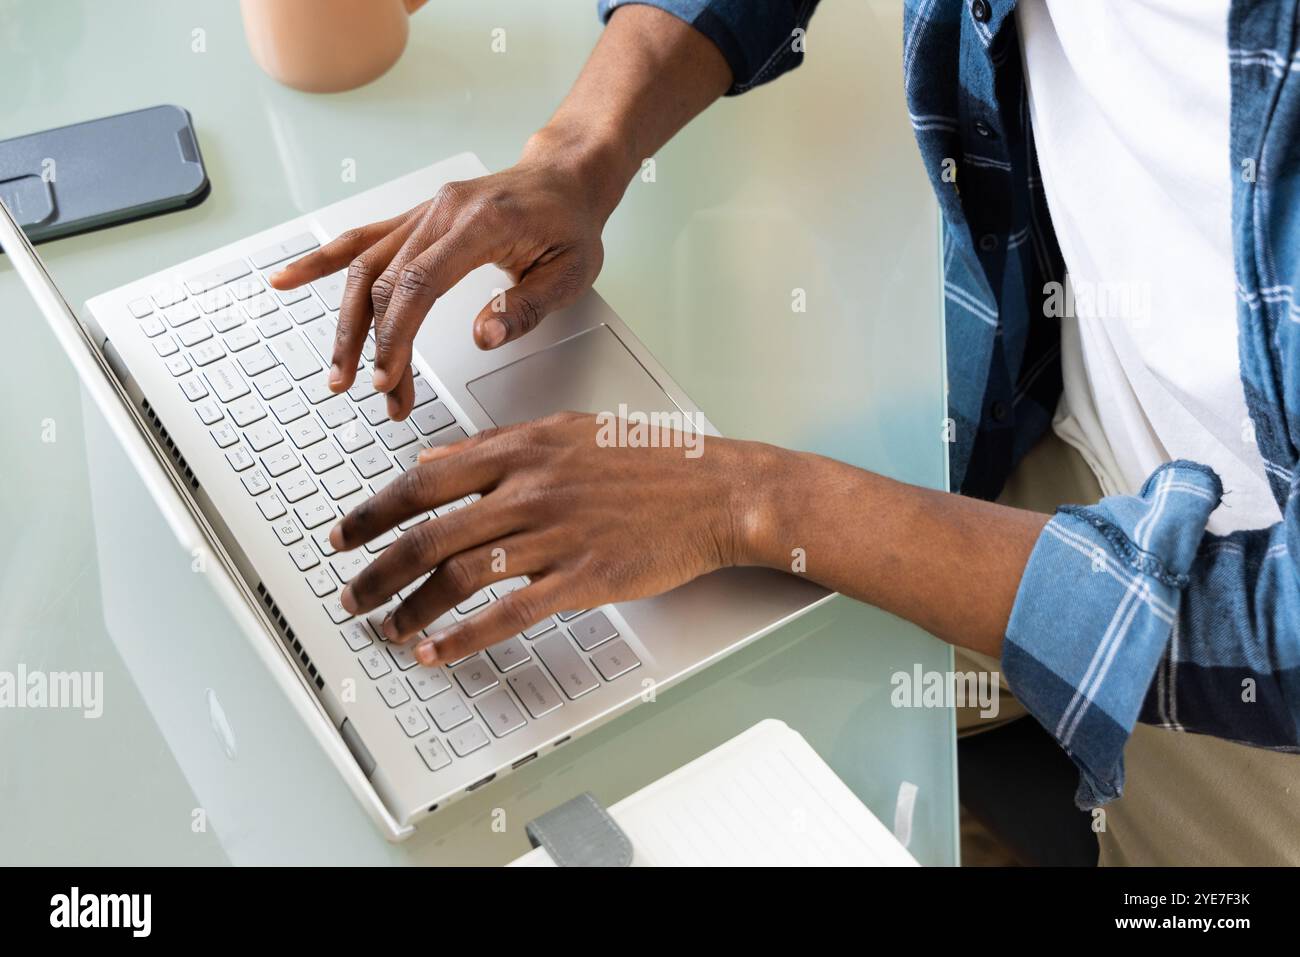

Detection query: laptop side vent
(140, 398), (201, 491)
(257, 582), (326, 691)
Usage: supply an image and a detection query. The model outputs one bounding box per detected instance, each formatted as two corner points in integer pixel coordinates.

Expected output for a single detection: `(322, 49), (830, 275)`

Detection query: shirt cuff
(596, 0), (810, 95)
(1001, 460), (1223, 808)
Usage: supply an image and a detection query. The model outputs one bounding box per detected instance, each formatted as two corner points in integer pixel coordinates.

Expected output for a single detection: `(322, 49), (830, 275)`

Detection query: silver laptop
(0, 152), (830, 841)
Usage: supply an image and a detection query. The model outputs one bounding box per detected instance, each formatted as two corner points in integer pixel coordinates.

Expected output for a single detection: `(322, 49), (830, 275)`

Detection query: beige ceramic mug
(240, 0), (428, 93)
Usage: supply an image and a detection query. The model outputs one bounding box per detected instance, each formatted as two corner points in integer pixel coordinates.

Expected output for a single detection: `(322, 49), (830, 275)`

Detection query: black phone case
(0, 104), (210, 245)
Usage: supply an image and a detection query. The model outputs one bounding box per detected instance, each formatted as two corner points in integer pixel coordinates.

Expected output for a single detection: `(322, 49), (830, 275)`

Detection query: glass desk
(0, 0), (956, 865)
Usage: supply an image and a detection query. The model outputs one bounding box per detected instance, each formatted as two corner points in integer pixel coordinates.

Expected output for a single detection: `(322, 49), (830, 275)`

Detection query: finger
(414, 575), (569, 665)
(330, 221), (418, 392)
(329, 448), (502, 551)
(473, 254), (590, 350)
(268, 216), (404, 289)
(383, 534), (550, 641)
(340, 500), (519, 617)
(372, 226), (492, 392)
(385, 365), (416, 421)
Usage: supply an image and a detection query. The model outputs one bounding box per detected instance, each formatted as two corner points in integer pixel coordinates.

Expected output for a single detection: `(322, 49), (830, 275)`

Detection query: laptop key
(521, 618), (556, 640)
(228, 394), (266, 428)
(476, 688), (526, 738)
(347, 368), (377, 401)
(300, 316), (339, 364)
(359, 646), (391, 679)
(452, 655), (499, 697)
(408, 667), (451, 701)
(204, 360), (248, 402)
(288, 297), (325, 325)
(190, 340), (227, 367)
(289, 540), (318, 571)
(273, 283), (312, 307)
(321, 466), (362, 500)
(412, 377), (436, 408)
(238, 343), (278, 378)
(534, 633), (600, 700)
(387, 642), (420, 671)
(257, 311), (293, 338)
(486, 636), (530, 672)
(224, 324), (260, 353)
(330, 551), (367, 584)
(128, 297), (153, 318)
(341, 620), (373, 651)
(589, 639), (641, 681)
(427, 692), (472, 731)
(446, 722), (489, 756)
(164, 354), (192, 377)
(241, 468), (271, 496)
(335, 421), (374, 453)
(323, 595), (352, 624)
(311, 271), (347, 311)
(163, 299), (201, 328)
(303, 442), (344, 474)
(286, 416), (327, 448)
(318, 395), (355, 430)
(151, 284), (187, 308)
(154, 335), (179, 358)
(211, 423), (239, 449)
(139, 315), (166, 337)
(273, 517), (302, 546)
(253, 367), (293, 400)
(395, 702), (430, 737)
(209, 307), (244, 332)
(250, 233), (318, 270)
(178, 321), (212, 348)
(269, 392), (309, 424)
(376, 419), (417, 450)
(186, 259), (250, 295)
(377, 674), (410, 708)
(293, 494), (334, 529)
(243, 419), (281, 453)
(351, 446), (391, 479)
(568, 610), (619, 651)
(411, 400), (454, 436)
(278, 471), (317, 504)
(261, 446), (298, 477)
(455, 589), (491, 616)
(300, 372), (334, 405)
(257, 494), (287, 521)
(415, 736), (452, 772)
(358, 392), (390, 426)
(225, 446), (254, 471)
(507, 666), (563, 718)
(269, 330), (321, 380)
(428, 425), (468, 448)
(195, 400), (223, 425)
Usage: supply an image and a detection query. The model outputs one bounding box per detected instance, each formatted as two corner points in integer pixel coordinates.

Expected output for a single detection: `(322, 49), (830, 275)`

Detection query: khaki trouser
(955, 429), (1300, 866)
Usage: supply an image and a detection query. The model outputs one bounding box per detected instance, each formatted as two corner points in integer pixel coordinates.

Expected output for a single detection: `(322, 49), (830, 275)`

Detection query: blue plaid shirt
(599, 0), (1300, 806)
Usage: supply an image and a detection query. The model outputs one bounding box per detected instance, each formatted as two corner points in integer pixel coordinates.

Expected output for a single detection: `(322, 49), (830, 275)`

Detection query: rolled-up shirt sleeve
(596, 0), (820, 95)
(1003, 458), (1300, 809)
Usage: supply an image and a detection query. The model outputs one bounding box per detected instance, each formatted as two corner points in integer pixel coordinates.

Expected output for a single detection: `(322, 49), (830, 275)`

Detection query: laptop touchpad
(466, 324), (683, 427)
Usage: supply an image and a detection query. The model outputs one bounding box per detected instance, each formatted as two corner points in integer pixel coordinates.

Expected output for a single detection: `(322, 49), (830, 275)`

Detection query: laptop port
(466, 773), (496, 792)
(511, 752), (539, 770)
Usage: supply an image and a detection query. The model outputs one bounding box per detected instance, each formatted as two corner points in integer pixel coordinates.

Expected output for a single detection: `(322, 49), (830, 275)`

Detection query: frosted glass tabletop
(0, 0), (955, 865)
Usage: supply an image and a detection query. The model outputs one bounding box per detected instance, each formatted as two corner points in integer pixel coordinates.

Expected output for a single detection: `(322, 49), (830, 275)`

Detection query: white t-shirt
(1016, 0), (1279, 535)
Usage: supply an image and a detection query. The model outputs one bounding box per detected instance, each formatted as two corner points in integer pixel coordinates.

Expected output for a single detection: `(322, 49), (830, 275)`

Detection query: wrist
(521, 120), (637, 222)
(719, 440), (804, 570)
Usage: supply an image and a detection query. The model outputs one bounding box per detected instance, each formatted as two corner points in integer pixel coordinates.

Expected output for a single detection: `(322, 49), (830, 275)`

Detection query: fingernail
(328, 523), (344, 549)
(382, 614), (399, 641)
(387, 395), (401, 418)
(340, 586), (356, 614)
(328, 363), (344, 386)
(372, 368), (393, 392)
(482, 318), (507, 348)
(415, 640), (438, 665)
(268, 269), (285, 285)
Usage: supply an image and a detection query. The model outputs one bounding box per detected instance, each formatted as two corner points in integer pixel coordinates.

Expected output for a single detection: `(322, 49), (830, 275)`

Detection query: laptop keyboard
(127, 232), (642, 775)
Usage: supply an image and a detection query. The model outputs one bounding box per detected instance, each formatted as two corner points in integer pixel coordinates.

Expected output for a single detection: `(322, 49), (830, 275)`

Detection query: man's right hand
(268, 154), (610, 419)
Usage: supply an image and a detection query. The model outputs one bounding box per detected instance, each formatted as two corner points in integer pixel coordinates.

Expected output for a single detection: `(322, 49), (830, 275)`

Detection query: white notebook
(510, 719), (917, 867)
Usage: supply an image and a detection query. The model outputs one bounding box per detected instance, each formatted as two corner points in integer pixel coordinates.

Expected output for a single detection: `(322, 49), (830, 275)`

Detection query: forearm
(735, 445), (1049, 658)
(522, 4), (732, 220)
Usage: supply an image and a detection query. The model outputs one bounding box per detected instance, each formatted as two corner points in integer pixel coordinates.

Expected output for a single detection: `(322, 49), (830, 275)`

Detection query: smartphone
(0, 104), (209, 244)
